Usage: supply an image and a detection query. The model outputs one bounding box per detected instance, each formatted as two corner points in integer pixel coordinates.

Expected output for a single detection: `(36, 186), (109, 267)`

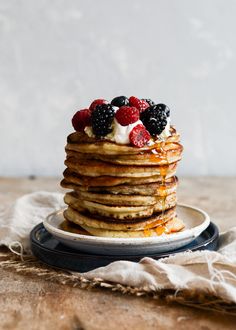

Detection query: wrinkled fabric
(1, 192), (236, 303)
(0, 191), (65, 251)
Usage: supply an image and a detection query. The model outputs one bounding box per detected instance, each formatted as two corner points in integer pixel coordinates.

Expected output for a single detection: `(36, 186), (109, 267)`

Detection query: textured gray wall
(1, 0), (235, 176)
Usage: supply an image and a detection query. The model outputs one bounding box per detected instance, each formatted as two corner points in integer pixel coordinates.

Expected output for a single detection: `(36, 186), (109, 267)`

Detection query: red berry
(72, 109), (91, 132)
(129, 124), (151, 147)
(89, 99), (108, 112)
(115, 106), (139, 126)
(129, 96), (149, 113)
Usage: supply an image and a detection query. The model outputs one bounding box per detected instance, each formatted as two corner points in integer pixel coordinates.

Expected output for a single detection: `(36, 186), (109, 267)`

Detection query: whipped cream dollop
(84, 114), (171, 145)
(84, 119), (144, 144)
(112, 119), (143, 144)
(158, 117), (171, 140)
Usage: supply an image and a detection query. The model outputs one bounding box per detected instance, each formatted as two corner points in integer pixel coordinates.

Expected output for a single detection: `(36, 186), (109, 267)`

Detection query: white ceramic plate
(43, 204), (210, 255)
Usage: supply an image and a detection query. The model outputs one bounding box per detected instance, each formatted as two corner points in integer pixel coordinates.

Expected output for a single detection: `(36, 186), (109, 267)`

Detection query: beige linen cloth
(0, 191), (236, 309)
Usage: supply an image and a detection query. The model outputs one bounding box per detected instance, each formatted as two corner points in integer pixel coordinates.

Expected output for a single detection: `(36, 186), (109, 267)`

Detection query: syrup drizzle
(143, 139), (170, 237)
(160, 141), (168, 219)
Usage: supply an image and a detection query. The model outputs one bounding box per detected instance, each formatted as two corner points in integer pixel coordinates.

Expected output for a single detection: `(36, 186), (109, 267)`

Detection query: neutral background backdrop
(1, 0), (235, 176)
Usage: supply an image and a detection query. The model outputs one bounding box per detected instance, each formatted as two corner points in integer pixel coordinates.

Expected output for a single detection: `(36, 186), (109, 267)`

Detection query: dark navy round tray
(30, 222), (219, 273)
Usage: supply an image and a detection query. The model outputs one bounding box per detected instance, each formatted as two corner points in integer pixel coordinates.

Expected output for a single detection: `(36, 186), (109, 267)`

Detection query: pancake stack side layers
(61, 96), (184, 238)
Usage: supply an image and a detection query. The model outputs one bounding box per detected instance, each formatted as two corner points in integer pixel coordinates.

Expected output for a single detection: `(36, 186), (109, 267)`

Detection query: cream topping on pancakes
(84, 114), (171, 145)
(159, 117), (171, 139)
(112, 118), (143, 144)
(85, 118), (146, 145)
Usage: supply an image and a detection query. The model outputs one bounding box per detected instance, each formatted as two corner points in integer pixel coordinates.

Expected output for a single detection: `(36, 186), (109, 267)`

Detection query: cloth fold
(1, 191), (236, 304)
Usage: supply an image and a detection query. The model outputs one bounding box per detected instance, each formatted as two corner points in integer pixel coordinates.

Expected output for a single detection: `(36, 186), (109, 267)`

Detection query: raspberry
(89, 99), (108, 112)
(129, 96), (149, 113)
(129, 124), (151, 147)
(72, 109), (91, 132)
(115, 106), (139, 126)
(142, 98), (155, 106)
(91, 104), (115, 137)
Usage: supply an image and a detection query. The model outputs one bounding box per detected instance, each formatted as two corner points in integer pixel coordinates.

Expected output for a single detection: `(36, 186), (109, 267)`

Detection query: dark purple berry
(140, 105), (168, 136)
(91, 104), (115, 137)
(111, 96), (129, 107)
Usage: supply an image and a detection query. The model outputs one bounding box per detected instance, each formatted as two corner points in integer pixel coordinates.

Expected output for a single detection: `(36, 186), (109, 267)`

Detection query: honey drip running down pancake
(61, 121), (184, 238)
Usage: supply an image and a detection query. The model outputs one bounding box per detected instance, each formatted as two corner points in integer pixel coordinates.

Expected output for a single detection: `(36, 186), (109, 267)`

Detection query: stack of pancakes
(61, 127), (184, 238)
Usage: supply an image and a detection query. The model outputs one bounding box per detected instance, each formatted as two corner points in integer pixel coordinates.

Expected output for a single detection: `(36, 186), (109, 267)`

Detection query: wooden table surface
(0, 177), (236, 330)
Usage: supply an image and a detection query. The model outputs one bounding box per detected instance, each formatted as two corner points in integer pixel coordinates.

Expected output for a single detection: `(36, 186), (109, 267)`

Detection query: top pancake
(66, 126), (180, 156)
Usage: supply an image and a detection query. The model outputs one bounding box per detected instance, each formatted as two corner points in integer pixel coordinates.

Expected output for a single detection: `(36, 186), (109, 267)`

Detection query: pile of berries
(72, 96), (170, 148)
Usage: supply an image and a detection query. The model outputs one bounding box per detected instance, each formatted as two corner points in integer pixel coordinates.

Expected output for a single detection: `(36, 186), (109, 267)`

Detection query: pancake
(60, 220), (91, 236)
(66, 126), (180, 155)
(80, 217), (185, 238)
(65, 157), (178, 178)
(64, 192), (177, 219)
(62, 169), (178, 194)
(61, 166), (178, 187)
(65, 142), (183, 166)
(78, 177), (178, 196)
(67, 190), (175, 206)
(64, 206), (176, 231)
(66, 191), (162, 206)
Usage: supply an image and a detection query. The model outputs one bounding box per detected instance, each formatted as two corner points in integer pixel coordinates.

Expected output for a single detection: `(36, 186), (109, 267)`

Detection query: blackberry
(140, 105), (167, 136)
(91, 104), (115, 137)
(111, 96), (129, 107)
(142, 98), (155, 107)
(154, 103), (170, 117)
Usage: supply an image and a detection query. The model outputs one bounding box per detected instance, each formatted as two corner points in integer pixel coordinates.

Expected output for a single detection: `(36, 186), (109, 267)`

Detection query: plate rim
(30, 222), (219, 259)
(43, 203), (210, 245)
